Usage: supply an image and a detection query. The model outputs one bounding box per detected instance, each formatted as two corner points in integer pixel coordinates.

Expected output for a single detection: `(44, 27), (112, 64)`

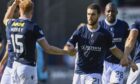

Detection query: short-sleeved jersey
(99, 19), (129, 64)
(6, 18), (44, 66)
(67, 24), (115, 74)
(130, 20), (140, 63)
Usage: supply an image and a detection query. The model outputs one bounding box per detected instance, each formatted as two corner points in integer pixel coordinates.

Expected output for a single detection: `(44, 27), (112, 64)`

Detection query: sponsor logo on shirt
(81, 45), (101, 51)
(12, 22), (25, 27)
(113, 38), (122, 42)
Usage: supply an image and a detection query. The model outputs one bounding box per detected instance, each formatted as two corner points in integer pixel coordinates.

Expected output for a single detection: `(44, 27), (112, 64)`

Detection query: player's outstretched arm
(3, 0), (20, 25)
(110, 47), (130, 65)
(111, 47), (132, 65)
(38, 38), (71, 55)
(110, 47), (138, 71)
(121, 29), (138, 66)
(110, 47), (124, 60)
(63, 44), (77, 56)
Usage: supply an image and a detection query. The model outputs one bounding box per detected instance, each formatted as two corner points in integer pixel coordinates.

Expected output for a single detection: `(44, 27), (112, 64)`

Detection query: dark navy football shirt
(130, 20), (140, 63)
(67, 24), (115, 74)
(7, 18), (44, 66)
(99, 19), (129, 64)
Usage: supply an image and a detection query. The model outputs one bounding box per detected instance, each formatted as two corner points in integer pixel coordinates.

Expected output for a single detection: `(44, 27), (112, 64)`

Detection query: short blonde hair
(19, 0), (34, 14)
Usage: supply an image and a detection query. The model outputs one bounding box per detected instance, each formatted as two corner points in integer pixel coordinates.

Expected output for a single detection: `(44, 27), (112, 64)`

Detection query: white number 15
(11, 34), (24, 53)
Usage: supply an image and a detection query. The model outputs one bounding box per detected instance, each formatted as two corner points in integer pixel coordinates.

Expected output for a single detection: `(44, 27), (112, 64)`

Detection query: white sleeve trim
(37, 37), (45, 42)
(109, 45), (117, 50)
(66, 42), (74, 47)
(130, 28), (138, 31)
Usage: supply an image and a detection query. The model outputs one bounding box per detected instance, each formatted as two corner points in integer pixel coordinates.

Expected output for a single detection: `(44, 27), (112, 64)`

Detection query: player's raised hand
(64, 44), (77, 56)
(14, 0), (20, 5)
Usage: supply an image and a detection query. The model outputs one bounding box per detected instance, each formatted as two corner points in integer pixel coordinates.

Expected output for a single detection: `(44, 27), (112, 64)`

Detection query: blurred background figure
(36, 43), (48, 84)
(63, 55), (75, 69)
(0, 34), (6, 80)
(0, 3), (7, 80)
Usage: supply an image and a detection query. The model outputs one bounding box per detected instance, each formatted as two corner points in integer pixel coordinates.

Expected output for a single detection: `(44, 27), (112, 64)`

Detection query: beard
(88, 19), (98, 26)
(107, 16), (116, 23)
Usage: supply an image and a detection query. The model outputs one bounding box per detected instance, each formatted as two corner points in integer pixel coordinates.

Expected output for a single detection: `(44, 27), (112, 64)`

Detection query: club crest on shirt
(91, 34), (94, 37)
(39, 30), (44, 35)
(109, 27), (114, 37)
(90, 34), (95, 44)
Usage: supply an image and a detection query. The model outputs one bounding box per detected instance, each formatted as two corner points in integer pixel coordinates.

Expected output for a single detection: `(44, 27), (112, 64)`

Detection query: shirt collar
(87, 24), (100, 32)
(19, 17), (31, 21)
(105, 18), (117, 26)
